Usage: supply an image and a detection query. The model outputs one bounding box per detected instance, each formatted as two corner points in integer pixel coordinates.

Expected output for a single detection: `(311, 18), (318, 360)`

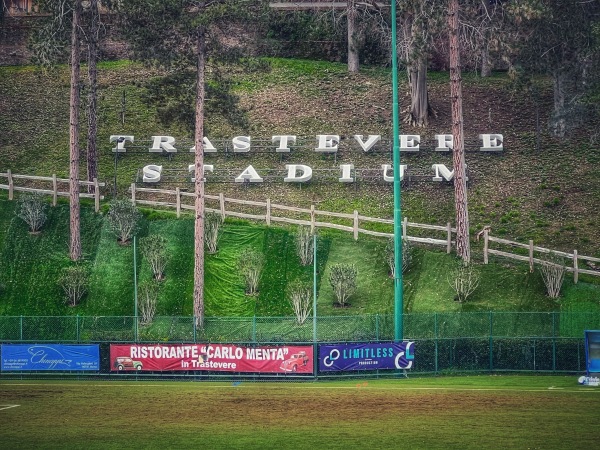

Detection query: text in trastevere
(109, 133), (503, 184)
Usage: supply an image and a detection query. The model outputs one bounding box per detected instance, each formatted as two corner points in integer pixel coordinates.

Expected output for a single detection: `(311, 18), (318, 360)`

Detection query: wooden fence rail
(3, 172), (598, 283)
(482, 229), (600, 283)
(130, 184), (455, 251)
(0, 170), (105, 212)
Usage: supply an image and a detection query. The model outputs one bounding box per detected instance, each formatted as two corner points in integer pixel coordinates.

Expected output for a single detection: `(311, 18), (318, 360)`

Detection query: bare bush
(288, 280), (312, 324)
(140, 235), (168, 281)
(539, 251), (566, 299)
(329, 263), (358, 307)
(385, 237), (413, 277)
(139, 280), (159, 325)
(448, 263), (480, 303)
(107, 199), (141, 244)
(296, 226), (314, 266)
(59, 265), (89, 307)
(16, 193), (47, 233)
(238, 248), (264, 295)
(205, 212), (223, 254)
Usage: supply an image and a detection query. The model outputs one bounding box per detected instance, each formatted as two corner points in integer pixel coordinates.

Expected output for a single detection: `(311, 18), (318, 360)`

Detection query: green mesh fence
(1, 312), (598, 376)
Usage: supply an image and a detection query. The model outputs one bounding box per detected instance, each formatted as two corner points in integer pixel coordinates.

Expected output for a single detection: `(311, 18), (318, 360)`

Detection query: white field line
(0, 383), (598, 394)
(0, 404), (20, 411)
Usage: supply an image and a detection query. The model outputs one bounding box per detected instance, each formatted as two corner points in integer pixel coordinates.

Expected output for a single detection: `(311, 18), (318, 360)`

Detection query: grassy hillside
(1, 59), (599, 256)
(1, 196), (598, 318)
(1, 58), (599, 318)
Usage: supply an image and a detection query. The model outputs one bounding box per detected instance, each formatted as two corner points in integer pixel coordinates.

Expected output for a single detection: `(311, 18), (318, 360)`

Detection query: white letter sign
(235, 165), (263, 183)
(315, 135), (339, 153)
(284, 164), (312, 183)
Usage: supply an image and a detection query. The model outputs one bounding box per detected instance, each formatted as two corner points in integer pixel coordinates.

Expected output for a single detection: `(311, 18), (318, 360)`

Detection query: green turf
(318, 237), (393, 315)
(0, 376), (598, 449)
(0, 203), (103, 316)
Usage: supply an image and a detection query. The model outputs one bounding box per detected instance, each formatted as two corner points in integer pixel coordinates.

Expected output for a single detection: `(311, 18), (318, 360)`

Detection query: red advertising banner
(110, 344), (314, 374)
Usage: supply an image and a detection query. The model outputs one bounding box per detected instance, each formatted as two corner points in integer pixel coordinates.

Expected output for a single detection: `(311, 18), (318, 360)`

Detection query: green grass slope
(2, 59), (600, 256)
(0, 199), (599, 318)
(0, 200), (103, 316)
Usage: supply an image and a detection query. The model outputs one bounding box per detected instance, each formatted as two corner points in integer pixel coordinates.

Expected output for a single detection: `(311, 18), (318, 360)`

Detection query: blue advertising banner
(1, 344), (100, 371)
(319, 342), (414, 372)
(584, 330), (600, 374)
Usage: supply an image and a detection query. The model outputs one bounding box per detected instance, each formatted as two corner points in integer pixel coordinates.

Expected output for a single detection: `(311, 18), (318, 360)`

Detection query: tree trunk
(347, 0), (359, 73)
(86, 0), (99, 194)
(480, 45), (491, 77)
(479, 0), (492, 77)
(407, 59), (429, 126)
(69, 0), (82, 261)
(552, 70), (566, 137)
(402, 12), (430, 127)
(193, 27), (207, 328)
(448, 0), (470, 264)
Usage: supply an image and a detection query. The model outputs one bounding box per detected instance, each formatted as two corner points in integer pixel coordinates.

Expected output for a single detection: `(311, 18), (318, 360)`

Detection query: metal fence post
(375, 314), (380, 341)
(489, 311), (494, 372)
(552, 312), (557, 372)
(252, 316), (257, 343)
(314, 342), (319, 380)
(434, 312), (438, 374)
(76, 315), (80, 342)
(20, 315), (23, 341)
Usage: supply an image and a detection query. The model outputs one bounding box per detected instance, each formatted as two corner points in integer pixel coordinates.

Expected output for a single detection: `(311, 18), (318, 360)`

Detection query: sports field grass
(1, 375), (598, 449)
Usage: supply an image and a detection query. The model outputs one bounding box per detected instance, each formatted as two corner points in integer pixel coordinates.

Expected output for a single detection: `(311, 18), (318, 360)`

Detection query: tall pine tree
(116, 0), (263, 326)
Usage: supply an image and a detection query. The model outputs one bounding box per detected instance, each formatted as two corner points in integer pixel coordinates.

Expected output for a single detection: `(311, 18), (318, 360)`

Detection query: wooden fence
(2, 172), (598, 282)
(482, 229), (600, 283)
(0, 170), (105, 212)
(129, 184), (455, 252)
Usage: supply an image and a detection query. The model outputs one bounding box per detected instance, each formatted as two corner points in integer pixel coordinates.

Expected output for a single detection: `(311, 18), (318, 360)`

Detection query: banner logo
(1, 344), (100, 371)
(319, 342), (414, 372)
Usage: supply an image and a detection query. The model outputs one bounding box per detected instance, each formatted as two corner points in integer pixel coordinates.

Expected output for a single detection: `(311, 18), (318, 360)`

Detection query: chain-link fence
(1, 312), (598, 378)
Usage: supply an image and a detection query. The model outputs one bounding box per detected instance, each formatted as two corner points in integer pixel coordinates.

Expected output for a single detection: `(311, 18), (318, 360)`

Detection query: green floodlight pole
(133, 234), (138, 341)
(313, 233), (317, 342)
(391, 0), (403, 341)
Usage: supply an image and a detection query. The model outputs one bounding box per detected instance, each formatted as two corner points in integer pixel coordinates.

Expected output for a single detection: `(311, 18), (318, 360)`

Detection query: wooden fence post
(176, 187), (181, 218)
(131, 183), (136, 205)
(94, 178), (100, 212)
(529, 240), (534, 273)
(353, 210), (359, 241)
(310, 205), (315, 234)
(483, 228), (489, 264)
(219, 193), (225, 219)
(446, 222), (452, 254)
(573, 249), (579, 284)
(52, 174), (57, 206)
(266, 198), (271, 226)
(7, 169), (13, 200)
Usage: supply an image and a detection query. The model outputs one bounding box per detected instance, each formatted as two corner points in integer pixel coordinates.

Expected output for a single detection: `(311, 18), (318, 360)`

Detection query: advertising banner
(1, 344), (100, 371)
(110, 344), (314, 374)
(319, 342), (414, 372)
(584, 330), (600, 374)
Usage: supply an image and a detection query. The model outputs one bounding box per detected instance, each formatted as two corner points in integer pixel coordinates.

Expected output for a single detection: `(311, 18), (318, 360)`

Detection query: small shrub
(140, 235), (168, 281)
(288, 280), (312, 324)
(448, 263), (480, 303)
(139, 280), (159, 325)
(238, 248), (264, 295)
(16, 193), (47, 233)
(329, 263), (357, 307)
(385, 237), (412, 277)
(296, 226), (314, 266)
(539, 251), (566, 299)
(107, 199), (141, 244)
(205, 212), (224, 254)
(59, 265), (89, 307)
